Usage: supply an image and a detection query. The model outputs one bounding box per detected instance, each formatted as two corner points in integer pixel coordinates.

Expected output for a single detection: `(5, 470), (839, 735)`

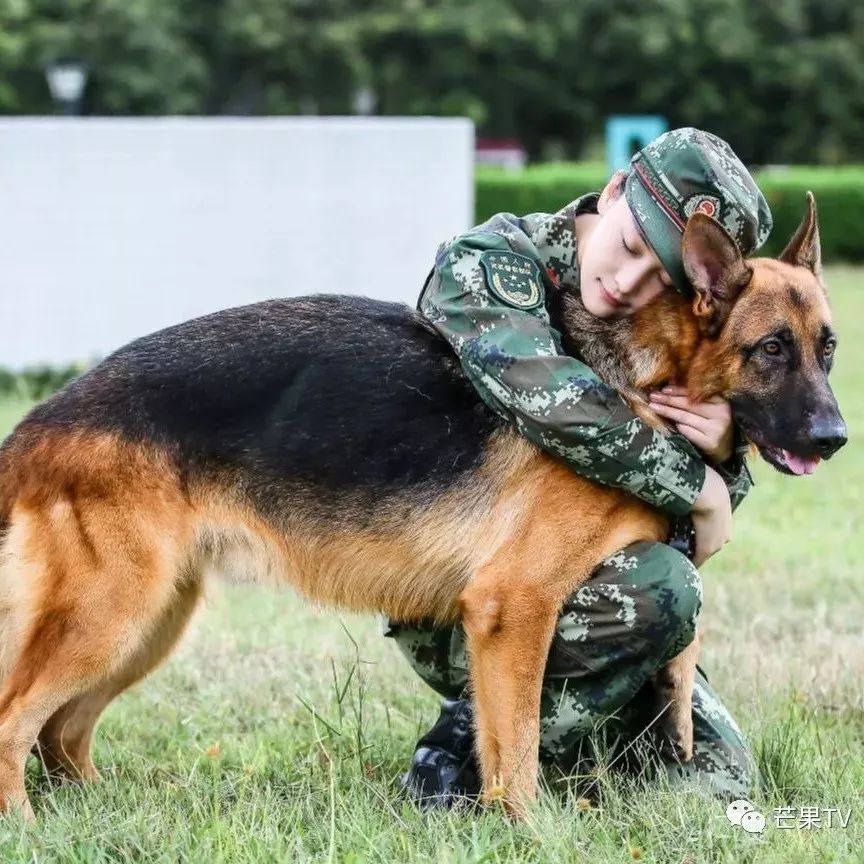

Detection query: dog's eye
(762, 340), (782, 356)
(824, 339), (837, 357)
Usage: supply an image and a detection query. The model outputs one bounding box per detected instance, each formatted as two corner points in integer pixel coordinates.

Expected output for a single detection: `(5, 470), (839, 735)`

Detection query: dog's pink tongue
(782, 450), (821, 475)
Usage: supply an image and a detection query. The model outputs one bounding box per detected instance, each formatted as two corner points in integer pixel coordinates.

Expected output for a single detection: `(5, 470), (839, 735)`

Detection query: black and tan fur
(0, 196), (846, 819)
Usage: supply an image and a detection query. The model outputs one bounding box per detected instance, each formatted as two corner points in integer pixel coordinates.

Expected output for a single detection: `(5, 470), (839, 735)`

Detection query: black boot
(401, 697), (482, 810)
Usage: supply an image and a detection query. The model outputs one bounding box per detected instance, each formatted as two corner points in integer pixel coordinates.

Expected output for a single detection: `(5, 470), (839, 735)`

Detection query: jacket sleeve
(419, 229), (707, 517)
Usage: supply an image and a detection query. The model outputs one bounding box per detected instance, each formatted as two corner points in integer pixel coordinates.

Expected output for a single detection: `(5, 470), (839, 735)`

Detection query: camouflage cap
(624, 127), (773, 295)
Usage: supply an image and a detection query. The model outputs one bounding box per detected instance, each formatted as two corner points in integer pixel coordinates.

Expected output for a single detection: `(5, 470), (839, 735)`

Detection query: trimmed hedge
(755, 168), (864, 261)
(476, 164), (864, 262)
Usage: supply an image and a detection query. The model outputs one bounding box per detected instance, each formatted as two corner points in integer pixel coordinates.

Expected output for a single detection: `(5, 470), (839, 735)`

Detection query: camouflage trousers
(385, 540), (757, 800)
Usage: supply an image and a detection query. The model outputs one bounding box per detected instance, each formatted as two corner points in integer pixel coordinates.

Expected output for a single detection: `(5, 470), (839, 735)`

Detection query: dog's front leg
(651, 631), (701, 762)
(459, 568), (562, 817)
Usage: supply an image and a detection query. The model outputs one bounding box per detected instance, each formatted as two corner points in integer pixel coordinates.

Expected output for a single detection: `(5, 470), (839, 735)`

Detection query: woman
(387, 128), (772, 807)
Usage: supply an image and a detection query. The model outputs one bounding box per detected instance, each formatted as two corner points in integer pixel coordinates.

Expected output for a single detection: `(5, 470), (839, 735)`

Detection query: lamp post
(44, 59), (88, 116)
(352, 86), (376, 116)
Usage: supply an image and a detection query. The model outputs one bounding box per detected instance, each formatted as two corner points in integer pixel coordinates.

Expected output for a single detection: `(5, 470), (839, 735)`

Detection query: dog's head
(683, 193), (846, 475)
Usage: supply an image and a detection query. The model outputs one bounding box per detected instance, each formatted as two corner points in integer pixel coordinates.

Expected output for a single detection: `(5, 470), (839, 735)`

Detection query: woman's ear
(598, 170), (628, 213)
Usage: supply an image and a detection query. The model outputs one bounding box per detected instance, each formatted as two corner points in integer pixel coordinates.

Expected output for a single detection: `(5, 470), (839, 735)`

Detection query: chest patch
(479, 250), (544, 310)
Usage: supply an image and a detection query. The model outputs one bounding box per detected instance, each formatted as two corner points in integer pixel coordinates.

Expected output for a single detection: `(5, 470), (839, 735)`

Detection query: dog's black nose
(810, 417), (847, 458)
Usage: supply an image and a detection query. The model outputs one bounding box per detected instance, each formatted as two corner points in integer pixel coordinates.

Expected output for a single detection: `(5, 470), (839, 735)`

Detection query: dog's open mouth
(757, 444), (822, 476)
(737, 418), (825, 476)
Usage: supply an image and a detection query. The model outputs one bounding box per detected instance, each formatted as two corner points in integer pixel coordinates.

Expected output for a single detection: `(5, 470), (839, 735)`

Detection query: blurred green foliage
(477, 164), (864, 260)
(0, 365), (83, 400)
(2, 0), (864, 163)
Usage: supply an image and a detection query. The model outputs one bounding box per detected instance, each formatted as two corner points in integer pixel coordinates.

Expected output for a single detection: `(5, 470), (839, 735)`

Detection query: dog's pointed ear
(780, 191), (822, 278)
(683, 212), (752, 338)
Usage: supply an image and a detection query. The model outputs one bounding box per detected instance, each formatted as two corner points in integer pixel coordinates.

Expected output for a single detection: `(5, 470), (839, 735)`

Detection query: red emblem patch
(695, 199), (716, 217)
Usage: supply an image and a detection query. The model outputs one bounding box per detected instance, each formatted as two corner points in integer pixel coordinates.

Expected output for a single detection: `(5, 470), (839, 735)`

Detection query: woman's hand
(649, 385), (734, 463)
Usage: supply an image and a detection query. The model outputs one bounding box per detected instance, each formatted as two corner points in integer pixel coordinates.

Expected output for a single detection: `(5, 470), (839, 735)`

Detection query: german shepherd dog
(0, 195), (846, 819)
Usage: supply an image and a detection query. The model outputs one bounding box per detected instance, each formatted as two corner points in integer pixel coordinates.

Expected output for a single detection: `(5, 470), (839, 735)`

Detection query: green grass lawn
(0, 269), (862, 862)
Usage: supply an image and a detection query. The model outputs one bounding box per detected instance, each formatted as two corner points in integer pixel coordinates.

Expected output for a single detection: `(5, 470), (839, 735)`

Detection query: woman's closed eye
(621, 234), (636, 255)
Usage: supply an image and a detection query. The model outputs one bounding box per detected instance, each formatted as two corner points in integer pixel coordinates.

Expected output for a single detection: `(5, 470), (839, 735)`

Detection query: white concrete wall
(0, 117), (474, 369)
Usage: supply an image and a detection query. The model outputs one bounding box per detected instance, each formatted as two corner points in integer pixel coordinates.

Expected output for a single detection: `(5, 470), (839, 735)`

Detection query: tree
(1, 0), (863, 163)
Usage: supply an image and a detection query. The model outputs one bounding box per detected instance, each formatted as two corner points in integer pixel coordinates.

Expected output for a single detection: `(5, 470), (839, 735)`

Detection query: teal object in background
(606, 115), (668, 175)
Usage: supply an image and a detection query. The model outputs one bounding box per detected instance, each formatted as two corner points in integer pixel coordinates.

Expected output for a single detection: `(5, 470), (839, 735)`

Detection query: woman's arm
(701, 421), (752, 513)
(420, 226), (708, 517)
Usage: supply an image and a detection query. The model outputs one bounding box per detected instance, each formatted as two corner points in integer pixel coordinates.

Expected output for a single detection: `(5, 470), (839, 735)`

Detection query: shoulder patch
(479, 250), (544, 310)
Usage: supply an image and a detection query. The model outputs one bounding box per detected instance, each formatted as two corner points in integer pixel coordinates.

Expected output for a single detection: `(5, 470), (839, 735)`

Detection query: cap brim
(625, 172), (691, 296)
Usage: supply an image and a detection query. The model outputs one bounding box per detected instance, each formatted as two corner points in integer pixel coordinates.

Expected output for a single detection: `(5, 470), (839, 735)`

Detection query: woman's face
(578, 189), (675, 318)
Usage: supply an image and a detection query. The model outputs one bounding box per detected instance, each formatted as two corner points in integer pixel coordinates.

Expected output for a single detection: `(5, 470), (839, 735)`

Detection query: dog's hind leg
(0, 562), (190, 818)
(37, 576), (203, 783)
(0, 475), (194, 818)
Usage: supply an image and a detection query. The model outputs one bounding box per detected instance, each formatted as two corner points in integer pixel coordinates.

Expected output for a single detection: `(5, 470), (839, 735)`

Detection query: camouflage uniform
(387, 129), (772, 799)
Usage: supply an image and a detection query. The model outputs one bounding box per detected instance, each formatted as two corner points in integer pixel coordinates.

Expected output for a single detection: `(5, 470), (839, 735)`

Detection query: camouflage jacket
(417, 195), (753, 516)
